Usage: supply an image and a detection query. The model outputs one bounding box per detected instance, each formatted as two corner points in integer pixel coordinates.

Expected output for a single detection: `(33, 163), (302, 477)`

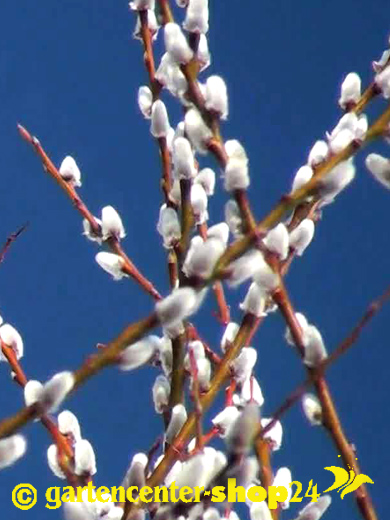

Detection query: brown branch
(272, 281), (378, 520)
(0, 223), (28, 265)
(17, 124), (161, 301)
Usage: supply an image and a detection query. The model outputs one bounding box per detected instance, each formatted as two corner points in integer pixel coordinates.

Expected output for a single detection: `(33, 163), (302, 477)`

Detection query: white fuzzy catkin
(164, 23), (193, 64)
(261, 418), (283, 451)
(263, 223), (289, 260)
(58, 410), (82, 442)
(195, 167), (215, 195)
(137, 86), (153, 118)
(295, 495), (332, 520)
(191, 183), (209, 224)
(155, 287), (198, 327)
(289, 219), (315, 256)
(172, 137), (197, 179)
(165, 404), (187, 443)
(308, 140), (329, 167)
(157, 205), (181, 248)
(24, 380), (43, 407)
(119, 336), (160, 371)
(303, 325), (328, 367)
(0, 323), (24, 360)
(101, 206), (126, 240)
(365, 153), (390, 189)
(74, 439), (97, 476)
(183, 0), (209, 34)
(0, 435), (27, 470)
(39, 371), (75, 413)
(375, 65), (390, 98)
(151, 100), (171, 138)
(291, 165), (313, 193)
(47, 444), (66, 479)
(302, 393), (322, 426)
(205, 75), (228, 119)
(183, 237), (225, 279)
(339, 72), (361, 109)
(184, 108), (212, 153)
(152, 375), (170, 413)
(95, 252), (126, 281)
(59, 156), (82, 187)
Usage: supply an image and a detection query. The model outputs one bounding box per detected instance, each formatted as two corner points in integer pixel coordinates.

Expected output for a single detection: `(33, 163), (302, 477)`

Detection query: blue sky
(0, 1), (389, 519)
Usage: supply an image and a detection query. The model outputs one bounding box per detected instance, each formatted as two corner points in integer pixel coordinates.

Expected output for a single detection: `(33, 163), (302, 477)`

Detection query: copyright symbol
(12, 484), (37, 510)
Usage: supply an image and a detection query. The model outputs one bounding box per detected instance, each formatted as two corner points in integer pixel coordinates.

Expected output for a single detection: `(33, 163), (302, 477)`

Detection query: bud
(184, 108), (212, 153)
(284, 312), (309, 346)
(47, 444), (66, 478)
(291, 165), (313, 194)
(193, 358), (211, 391)
(302, 393), (322, 426)
(0, 435), (26, 470)
(225, 403), (260, 457)
(252, 256), (279, 293)
(95, 252), (126, 281)
(133, 10), (159, 41)
(172, 137), (197, 179)
(303, 325), (328, 367)
(24, 380), (43, 406)
(205, 75), (228, 119)
(228, 250), (270, 288)
(164, 23), (193, 64)
(0, 323), (24, 360)
(191, 183), (209, 224)
(250, 502), (273, 520)
(82, 217), (102, 244)
(261, 418), (283, 451)
(273, 467), (292, 509)
(59, 156), (82, 187)
(207, 222), (229, 245)
(289, 219), (315, 256)
(165, 404), (187, 444)
(224, 158), (250, 191)
(225, 139), (248, 162)
(308, 141), (329, 167)
(155, 287), (199, 327)
(184, 237), (224, 278)
(137, 86), (153, 118)
(224, 199), (243, 237)
(221, 322), (240, 352)
(121, 452), (148, 489)
(231, 347), (257, 384)
(157, 205), (181, 248)
(365, 153), (390, 190)
(152, 375), (170, 413)
(74, 439), (97, 476)
(373, 49), (390, 72)
(195, 167), (215, 195)
(119, 335), (160, 371)
(58, 410), (82, 442)
(375, 65), (390, 98)
(235, 376), (264, 407)
(197, 34), (211, 71)
(183, 0), (209, 34)
(212, 406), (240, 437)
(157, 336), (173, 376)
(339, 72), (361, 109)
(263, 223), (289, 260)
(40, 371), (75, 412)
(318, 159), (355, 202)
(101, 206), (126, 240)
(151, 100), (171, 138)
(295, 495), (331, 520)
